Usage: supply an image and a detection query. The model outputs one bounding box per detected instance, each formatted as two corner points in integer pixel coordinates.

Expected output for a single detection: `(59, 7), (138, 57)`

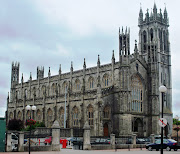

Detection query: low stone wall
(24, 145), (52, 151)
(91, 144), (145, 150)
(116, 144), (133, 149)
(133, 144), (146, 148)
(91, 145), (112, 150)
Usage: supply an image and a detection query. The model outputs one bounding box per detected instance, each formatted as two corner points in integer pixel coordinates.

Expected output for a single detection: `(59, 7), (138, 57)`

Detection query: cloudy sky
(0, 0), (179, 117)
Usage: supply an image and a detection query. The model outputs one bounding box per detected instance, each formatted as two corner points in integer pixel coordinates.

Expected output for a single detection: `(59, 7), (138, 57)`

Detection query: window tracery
(131, 75), (143, 112)
(87, 105), (93, 126)
(72, 107), (78, 127)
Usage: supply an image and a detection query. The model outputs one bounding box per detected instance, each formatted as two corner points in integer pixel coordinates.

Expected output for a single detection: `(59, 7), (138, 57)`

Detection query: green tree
(173, 118), (180, 125)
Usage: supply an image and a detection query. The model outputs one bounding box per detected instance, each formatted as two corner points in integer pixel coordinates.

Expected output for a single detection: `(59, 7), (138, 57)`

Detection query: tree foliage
(173, 118), (180, 125)
(7, 119), (24, 131)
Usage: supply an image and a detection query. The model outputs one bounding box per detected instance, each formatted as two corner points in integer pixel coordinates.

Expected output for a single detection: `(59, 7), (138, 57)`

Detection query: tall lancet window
(131, 75), (143, 112)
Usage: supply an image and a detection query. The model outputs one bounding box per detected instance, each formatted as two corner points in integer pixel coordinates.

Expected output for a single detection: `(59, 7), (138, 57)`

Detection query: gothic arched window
(59, 107), (64, 127)
(41, 86), (46, 97)
(17, 111), (22, 120)
(52, 83), (57, 95)
(131, 75), (143, 112)
(47, 108), (53, 127)
(89, 77), (94, 89)
(63, 81), (68, 93)
(87, 105), (93, 126)
(72, 107), (78, 127)
(75, 79), (80, 90)
(16, 91), (20, 100)
(36, 109), (41, 121)
(33, 87), (36, 98)
(103, 74), (109, 87)
(26, 110), (30, 120)
(143, 30), (147, 51)
(104, 106), (111, 119)
(24, 89), (28, 99)
(9, 112), (13, 120)
(150, 28), (153, 42)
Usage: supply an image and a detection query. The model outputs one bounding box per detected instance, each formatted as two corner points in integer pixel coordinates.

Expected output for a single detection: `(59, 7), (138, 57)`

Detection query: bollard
(128, 144), (130, 151)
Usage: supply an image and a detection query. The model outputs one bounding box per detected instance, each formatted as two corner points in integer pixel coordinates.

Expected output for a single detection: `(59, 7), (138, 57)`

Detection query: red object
(62, 139), (67, 148)
(44, 136), (52, 144)
(39, 139), (40, 146)
(173, 143), (177, 145)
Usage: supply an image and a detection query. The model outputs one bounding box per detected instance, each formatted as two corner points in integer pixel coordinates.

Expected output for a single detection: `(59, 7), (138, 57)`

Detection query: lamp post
(25, 105), (36, 154)
(175, 115), (179, 145)
(159, 85), (167, 154)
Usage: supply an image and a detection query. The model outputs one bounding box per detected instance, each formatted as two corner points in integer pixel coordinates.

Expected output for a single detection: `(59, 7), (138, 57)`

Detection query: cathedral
(7, 4), (172, 137)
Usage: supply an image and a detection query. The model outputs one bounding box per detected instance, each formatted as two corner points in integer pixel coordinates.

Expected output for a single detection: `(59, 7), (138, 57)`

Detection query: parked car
(146, 139), (178, 151)
(66, 137), (81, 143)
(126, 138), (147, 144)
(91, 138), (110, 145)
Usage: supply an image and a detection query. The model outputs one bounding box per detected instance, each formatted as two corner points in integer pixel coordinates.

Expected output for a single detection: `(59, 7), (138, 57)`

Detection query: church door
(104, 123), (109, 137)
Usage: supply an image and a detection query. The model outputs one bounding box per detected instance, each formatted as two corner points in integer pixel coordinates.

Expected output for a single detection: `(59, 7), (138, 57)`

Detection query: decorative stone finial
(51, 120), (60, 128)
(83, 121), (90, 129)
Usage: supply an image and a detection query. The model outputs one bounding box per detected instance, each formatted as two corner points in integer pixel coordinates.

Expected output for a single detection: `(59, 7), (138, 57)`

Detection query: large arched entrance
(134, 118), (143, 137)
(104, 123), (109, 137)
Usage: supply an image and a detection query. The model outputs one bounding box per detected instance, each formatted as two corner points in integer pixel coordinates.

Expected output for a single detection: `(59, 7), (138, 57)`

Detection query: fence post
(51, 120), (60, 151)
(18, 131), (24, 152)
(83, 121), (91, 150)
(150, 134), (155, 143)
(132, 134), (136, 145)
(6, 131), (12, 152)
(110, 134), (115, 149)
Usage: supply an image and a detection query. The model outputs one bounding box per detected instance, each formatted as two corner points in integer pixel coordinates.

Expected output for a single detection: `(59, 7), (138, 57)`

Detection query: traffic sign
(158, 118), (167, 127)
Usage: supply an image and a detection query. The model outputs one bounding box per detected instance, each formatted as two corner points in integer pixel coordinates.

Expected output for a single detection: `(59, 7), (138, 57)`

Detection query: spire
(138, 3), (143, 25)
(97, 55), (100, 66)
(30, 72), (32, 80)
(48, 67), (51, 77)
(83, 58), (86, 69)
(146, 8), (149, 22)
(160, 8), (162, 20)
(112, 50), (115, 64)
(134, 40), (138, 54)
(122, 27), (123, 34)
(7, 92), (9, 100)
(59, 64), (61, 75)
(153, 2), (157, 17)
(164, 4), (168, 20)
(21, 73), (23, 83)
(71, 61), (73, 72)
(119, 27), (120, 34)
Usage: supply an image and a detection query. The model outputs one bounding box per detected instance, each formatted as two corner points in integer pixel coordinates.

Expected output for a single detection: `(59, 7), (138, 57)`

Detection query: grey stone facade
(6, 4), (172, 137)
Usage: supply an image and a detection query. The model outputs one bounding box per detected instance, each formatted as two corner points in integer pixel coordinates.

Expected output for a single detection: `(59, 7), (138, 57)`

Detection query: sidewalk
(0, 148), (147, 154)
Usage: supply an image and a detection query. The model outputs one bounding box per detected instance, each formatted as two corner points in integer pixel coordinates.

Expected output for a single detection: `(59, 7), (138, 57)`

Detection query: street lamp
(159, 85), (167, 154)
(175, 115), (179, 145)
(26, 105), (36, 154)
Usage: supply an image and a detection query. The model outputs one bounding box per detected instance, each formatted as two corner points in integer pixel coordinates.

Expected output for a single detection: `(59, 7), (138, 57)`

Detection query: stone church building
(7, 4), (172, 137)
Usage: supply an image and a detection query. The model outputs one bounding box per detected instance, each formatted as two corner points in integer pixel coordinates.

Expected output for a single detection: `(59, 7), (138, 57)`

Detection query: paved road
(1, 148), (180, 154)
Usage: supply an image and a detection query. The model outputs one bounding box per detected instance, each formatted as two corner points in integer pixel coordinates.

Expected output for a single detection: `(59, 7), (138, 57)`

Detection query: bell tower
(11, 62), (20, 87)
(138, 3), (172, 135)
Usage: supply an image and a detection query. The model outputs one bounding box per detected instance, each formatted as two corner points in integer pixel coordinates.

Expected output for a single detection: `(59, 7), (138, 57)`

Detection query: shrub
(7, 119), (24, 131)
